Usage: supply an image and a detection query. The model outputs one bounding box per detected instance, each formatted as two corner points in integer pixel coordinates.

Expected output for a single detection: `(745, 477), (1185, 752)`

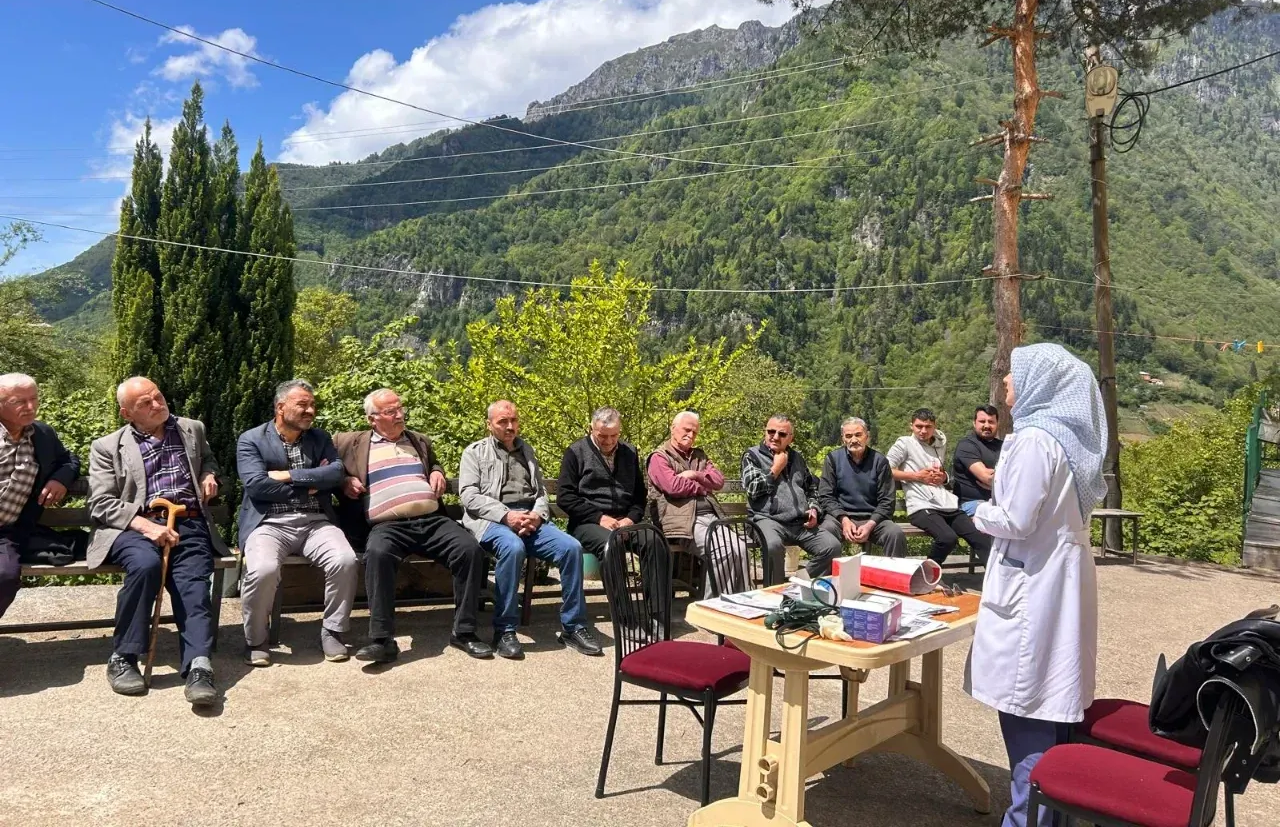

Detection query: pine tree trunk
(989, 0), (1041, 433)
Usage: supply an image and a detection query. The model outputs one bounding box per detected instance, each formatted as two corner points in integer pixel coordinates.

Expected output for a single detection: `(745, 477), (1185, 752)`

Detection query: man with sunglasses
(334, 388), (493, 663)
(741, 415), (840, 582)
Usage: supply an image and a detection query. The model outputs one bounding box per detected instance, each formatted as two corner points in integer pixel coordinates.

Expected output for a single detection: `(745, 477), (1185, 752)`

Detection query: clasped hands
(503, 509), (543, 537)
(841, 516), (876, 544)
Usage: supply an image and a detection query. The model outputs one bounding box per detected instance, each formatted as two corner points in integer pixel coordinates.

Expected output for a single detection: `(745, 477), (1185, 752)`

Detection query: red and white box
(858, 555), (941, 595)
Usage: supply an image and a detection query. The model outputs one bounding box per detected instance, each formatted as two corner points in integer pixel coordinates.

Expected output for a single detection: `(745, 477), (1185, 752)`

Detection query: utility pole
(1086, 49), (1123, 549)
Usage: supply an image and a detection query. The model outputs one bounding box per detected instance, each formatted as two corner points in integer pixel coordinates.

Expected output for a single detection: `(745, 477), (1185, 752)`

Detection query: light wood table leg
(689, 663), (813, 827)
(736, 659), (774, 799)
(869, 649), (992, 814)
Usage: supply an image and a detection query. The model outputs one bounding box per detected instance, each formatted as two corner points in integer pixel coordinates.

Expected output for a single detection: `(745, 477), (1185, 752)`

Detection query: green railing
(1244, 391), (1268, 530)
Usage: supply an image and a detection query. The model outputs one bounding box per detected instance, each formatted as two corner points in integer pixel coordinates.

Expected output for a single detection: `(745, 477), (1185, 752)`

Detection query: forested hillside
(33, 12), (1280, 444)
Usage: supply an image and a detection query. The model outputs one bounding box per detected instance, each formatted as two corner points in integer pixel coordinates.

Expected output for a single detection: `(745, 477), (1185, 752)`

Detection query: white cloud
(155, 25), (261, 89)
(279, 0), (800, 164)
(94, 113), (184, 218)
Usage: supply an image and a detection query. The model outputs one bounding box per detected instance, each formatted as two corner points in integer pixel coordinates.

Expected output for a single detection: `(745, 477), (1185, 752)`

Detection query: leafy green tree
(1, 220), (40, 271)
(1123, 385), (1260, 563)
(292, 285), (357, 385)
(157, 82), (220, 425)
(1, 222), (82, 385)
(110, 120), (164, 380)
(448, 261), (775, 474)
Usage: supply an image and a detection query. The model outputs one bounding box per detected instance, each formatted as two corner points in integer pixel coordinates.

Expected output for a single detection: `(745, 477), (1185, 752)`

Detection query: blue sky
(1, 0), (797, 274)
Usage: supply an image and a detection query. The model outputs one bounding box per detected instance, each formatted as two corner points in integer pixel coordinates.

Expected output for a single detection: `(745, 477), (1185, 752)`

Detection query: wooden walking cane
(144, 498), (186, 687)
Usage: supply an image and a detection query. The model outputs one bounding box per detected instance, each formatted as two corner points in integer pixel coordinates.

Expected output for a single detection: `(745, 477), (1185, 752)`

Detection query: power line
(1110, 47), (1280, 152)
(0, 53), (873, 156)
(84, 0), (858, 174)
(288, 150), (874, 212)
(0, 73), (986, 173)
(1037, 324), (1271, 349)
(3, 213), (1110, 296)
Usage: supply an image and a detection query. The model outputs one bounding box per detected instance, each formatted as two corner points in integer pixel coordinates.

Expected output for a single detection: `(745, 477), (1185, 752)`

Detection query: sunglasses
(765, 429), (791, 437)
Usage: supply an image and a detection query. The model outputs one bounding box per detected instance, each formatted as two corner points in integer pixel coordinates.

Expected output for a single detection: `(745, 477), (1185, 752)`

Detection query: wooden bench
(1091, 507), (1143, 564)
(2, 477), (238, 646)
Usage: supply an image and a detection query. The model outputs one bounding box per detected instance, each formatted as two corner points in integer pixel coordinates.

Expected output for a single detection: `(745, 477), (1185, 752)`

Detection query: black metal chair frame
(595, 523), (747, 806)
(703, 516), (850, 719)
(1030, 690), (1251, 827)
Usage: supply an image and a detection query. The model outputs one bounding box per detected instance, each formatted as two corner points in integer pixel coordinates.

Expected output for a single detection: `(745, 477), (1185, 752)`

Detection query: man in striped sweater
(334, 388), (492, 663)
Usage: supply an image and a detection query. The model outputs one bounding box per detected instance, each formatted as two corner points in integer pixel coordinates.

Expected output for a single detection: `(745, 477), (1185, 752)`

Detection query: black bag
(1148, 607), (1280, 787)
(17, 525), (89, 566)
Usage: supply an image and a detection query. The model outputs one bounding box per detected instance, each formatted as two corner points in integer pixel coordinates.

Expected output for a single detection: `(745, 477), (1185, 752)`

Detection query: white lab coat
(964, 427), (1098, 723)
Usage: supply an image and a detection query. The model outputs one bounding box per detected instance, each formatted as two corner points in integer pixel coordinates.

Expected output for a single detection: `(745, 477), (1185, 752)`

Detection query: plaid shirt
(131, 416), (200, 514)
(0, 425), (38, 527)
(267, 425), (323, 516)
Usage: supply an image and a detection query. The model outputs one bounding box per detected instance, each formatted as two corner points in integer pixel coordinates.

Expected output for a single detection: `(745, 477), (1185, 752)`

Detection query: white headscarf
(1010, 343), (1109, 521)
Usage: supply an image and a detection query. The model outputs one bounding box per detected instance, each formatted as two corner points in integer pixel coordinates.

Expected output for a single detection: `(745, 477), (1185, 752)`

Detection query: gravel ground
(1, 555), (1278, 827)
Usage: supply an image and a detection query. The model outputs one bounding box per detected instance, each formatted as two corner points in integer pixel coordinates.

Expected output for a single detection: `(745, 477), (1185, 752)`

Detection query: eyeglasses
(373, 406), (407, 418)
(765, 429), (791, 437)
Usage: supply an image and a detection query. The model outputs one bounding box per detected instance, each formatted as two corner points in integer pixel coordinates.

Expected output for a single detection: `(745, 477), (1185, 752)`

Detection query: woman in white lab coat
(961, 342), (1108, 827)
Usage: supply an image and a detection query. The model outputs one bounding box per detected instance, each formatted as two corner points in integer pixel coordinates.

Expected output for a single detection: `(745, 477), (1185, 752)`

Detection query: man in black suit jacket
(0, 373), (80, 619)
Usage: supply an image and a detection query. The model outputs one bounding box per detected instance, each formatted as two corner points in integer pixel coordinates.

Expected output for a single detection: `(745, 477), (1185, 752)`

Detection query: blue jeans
(481, 521), (587, 633)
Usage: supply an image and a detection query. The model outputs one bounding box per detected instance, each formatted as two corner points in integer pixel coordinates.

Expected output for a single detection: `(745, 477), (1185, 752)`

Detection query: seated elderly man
(1, 373), (80, 621)
(557, 406), (657, 562)
(818, 417), (907, 561)
(87, 377), (224, 706)
(238, 379), (358, 667)
(647, 411), (748, 596)
(335, 388), (493, 663)
(741, 414), (839, 583)
(459, 399), (602, 660)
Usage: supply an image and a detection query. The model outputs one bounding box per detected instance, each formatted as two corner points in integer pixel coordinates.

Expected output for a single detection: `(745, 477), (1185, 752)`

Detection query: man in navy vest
(817, 417), (907, 561)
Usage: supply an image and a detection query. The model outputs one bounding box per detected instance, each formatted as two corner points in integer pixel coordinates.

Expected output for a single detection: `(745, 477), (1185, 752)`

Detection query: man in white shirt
(885, 408), (991, 567)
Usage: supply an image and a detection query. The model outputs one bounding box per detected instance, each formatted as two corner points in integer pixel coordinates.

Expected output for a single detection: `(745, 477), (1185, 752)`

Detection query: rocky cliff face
(524, 16), (808, 121)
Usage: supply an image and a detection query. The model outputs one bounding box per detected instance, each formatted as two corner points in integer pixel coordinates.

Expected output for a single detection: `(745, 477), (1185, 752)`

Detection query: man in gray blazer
(237, 379), (357, 667)
(87, 377), (224, 706)
(459, 399), (601, 660)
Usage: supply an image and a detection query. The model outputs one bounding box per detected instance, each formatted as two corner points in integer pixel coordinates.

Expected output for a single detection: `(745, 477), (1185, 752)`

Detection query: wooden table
(685, 591), (990, 827)
(1090, 507), (1143, 563)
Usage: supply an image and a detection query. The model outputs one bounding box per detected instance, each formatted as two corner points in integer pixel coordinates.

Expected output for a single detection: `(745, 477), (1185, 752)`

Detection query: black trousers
(107, 518), (215, 674)
(364, 514), (484, 638)
(0, 530), (19, 620)
(572, 522), (665, 612)
(908, 509), (992, 566)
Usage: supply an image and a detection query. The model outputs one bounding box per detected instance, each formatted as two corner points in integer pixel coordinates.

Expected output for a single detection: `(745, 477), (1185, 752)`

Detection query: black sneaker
(184, 667), (217, 707)
(107, 653), (146, 696)
(355, 639), (400, 664)
(559, 626), (604, 657)
(492, 630), (524, 660)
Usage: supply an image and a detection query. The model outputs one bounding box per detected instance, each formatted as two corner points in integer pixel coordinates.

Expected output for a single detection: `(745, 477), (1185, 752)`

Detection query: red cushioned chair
(1030, 689), (1254, 827)
(704, 517), (851, 719)
(1076, 698), (1203, 770)
(595, 523), (750, 806)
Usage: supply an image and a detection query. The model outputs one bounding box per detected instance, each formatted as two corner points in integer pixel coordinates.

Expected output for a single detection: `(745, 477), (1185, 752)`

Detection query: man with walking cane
(87, 377), (225, 707)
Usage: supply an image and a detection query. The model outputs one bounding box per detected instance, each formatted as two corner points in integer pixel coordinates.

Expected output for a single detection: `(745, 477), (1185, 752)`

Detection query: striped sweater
(366, 434), (438, 523)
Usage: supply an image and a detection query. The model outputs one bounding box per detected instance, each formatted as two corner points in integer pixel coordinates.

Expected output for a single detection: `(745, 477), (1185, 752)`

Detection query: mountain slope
(30, 12), (1280, 442)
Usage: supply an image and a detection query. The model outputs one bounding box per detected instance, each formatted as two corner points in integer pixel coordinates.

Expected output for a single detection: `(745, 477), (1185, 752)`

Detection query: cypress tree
(110, 118), (164, 381)
(157, 82), (219, 422)
(231, 141), (296, 437)
(208, 120), (242, 469)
